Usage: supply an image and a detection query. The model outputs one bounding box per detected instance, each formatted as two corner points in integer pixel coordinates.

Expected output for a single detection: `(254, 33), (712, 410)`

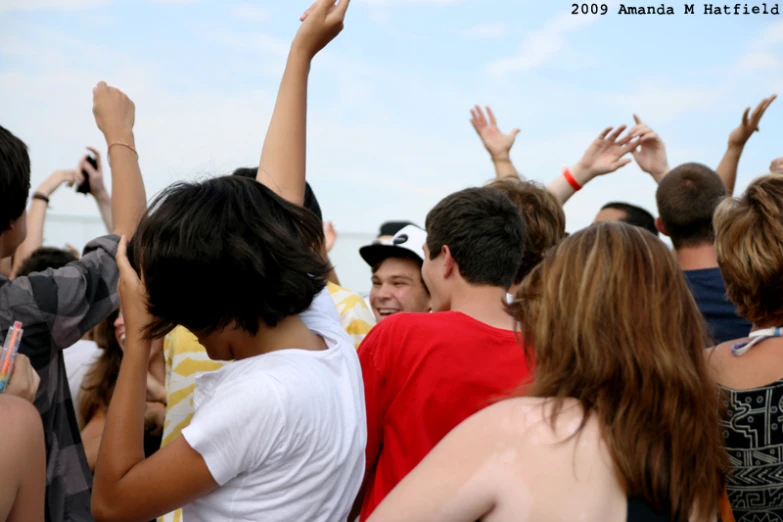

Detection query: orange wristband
(563, 167), (582, 191)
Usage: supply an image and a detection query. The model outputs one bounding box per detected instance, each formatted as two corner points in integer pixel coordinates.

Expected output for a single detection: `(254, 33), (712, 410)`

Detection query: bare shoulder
(705, 340), (742, 383)
(457, 396), (590, 443)
(0, 395), (41, 426)
(0, 396), (43, 449)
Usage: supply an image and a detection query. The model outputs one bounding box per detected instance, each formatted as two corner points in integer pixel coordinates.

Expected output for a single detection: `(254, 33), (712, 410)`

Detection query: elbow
(91, 488), (126, 522)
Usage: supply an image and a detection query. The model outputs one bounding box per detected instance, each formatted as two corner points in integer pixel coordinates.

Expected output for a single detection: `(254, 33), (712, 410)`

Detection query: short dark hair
(425, 187), (526, 290)
(128, 176), (330, 339)
(488, 177), (566, 284)
(0, 125), (32, 232)
(601, 202), (658, 236)
(16, 247), (78, 277)
(231, 167), (322, 221)
(656, 163), (727, 248)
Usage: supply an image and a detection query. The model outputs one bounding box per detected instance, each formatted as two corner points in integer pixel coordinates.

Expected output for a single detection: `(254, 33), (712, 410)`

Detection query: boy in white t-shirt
(90, 2), (364, 520)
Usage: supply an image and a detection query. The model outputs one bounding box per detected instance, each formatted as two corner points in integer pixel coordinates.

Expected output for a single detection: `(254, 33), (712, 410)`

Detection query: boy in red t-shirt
(354, 186), (532, 521)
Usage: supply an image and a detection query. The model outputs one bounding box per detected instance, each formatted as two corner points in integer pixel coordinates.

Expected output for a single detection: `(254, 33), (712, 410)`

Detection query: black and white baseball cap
(359, 225), (428, 268)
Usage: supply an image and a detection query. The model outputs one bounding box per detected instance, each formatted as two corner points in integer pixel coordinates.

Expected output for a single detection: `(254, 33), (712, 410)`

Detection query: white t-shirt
(63, 340), (101, 427)
(180, 289), (367, 522)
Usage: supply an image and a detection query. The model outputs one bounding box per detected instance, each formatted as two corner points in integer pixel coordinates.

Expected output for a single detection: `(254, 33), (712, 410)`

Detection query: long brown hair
(509, 222), (727, 521)
(78, 309), (123, 427)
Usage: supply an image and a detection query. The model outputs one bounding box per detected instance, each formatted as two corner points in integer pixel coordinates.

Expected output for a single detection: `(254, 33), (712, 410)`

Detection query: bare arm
(92, 239), (217, 522)
(81, 147), (113, 232)
(81, 410), (107, 472)
(716, 94), (776, 195)
(469, 105), (520, 179)
(547, 125), (638, 206)
(322, 221), (340, 285)
(0, 396), (46, 522)
(91, 82), (147, 239)
(11, 169), (79, 277)
(257, 0), (351, 204)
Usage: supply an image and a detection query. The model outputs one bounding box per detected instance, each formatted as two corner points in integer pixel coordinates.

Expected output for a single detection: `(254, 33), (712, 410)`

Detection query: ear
(655, 217), (669, 237)
(441, 245), (455, 279)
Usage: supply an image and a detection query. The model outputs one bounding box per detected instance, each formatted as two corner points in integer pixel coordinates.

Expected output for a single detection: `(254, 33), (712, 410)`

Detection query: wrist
(104, 131), (135, 148)
(35, 184), (55, 198)
(651, 165), (670, 183)
(92, 188), (110, 203)
(491, 155), (511, 163)
(287, 45), (314, 69)
(570, 162), (593, 186)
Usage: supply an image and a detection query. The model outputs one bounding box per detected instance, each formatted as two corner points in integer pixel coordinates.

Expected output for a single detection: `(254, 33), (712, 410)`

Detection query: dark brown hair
(487, 177), (566, 284)
(78, 310), (122, 427)
(509, 222), (727, 521)
(714, 174), (783, 326)
(656, 163), (727, 249)
(425, 187), (526, 290)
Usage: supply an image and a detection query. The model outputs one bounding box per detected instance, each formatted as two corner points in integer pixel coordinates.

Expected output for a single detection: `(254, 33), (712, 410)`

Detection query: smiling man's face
(369, 257), (431, 321)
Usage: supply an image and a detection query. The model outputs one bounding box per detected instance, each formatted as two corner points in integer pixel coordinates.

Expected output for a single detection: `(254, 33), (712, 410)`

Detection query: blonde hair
(509, 222), (726, 521)
(714, 173), (783, 327)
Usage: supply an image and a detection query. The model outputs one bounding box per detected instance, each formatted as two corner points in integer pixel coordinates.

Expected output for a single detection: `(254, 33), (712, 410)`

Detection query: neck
(675, 243), (718, 271)
(448, 283), (514, 331)
(232, 315), (325, 360)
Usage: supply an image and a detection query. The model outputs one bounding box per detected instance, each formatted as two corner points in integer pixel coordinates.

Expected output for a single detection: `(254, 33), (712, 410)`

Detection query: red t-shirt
(357, 311), (531, 520)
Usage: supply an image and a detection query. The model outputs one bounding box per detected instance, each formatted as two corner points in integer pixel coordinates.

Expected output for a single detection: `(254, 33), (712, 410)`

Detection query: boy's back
(358, 310), (530, 520)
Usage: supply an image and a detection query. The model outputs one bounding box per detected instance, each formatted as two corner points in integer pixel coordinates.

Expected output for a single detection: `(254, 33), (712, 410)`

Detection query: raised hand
(293, 0), (351, 60)
(80, 147), (108, 198)
(92, 82), (135, 145)
(772, 158), (783, 174)
(324, 220), (338, 253)
(115, 236), (152, 344)
(36, 169), (81, 198)
(628, 115), (669, 182)
(728, 94), (777, 148)
(571, 125), (638, 184)
(469, 106), (520, 159)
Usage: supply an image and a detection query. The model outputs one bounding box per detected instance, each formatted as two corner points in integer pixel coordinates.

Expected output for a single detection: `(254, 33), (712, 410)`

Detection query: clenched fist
(92, 82), (135, 144)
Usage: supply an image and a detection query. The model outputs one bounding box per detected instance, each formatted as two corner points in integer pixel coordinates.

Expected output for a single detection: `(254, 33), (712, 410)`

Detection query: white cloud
(736, 19), (783, 71)
(461, 23), (506, 40)
(738, 52), (781, 71)
(486, 12), (601, 75)
(605, 85), (725, 124)
(230, 3), (270, 22)
(0, 0), (108, 10)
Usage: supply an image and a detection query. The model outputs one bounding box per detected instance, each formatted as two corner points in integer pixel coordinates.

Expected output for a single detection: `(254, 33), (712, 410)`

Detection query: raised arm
(10, 168), (79, 276)
(80, 147), (113, 233)
(91, 82), (147, 239)
(717, 94), (776, 195)
(469, 105), (520, 179)
(547, 125), (638, 206)
(627, 114), (670, 183)
(257, 0), (351, 205)
(92, 238), (218, 522)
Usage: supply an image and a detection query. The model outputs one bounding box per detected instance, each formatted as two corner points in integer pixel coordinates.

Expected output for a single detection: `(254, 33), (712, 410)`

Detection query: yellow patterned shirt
(157, 283), (374, 522)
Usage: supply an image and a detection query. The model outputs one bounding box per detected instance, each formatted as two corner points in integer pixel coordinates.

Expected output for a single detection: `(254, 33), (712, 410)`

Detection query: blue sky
(1, 0), (781, 242)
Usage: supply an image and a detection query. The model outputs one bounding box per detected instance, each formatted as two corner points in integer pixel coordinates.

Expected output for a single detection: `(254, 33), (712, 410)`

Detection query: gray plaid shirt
(0, 235), (120, 522)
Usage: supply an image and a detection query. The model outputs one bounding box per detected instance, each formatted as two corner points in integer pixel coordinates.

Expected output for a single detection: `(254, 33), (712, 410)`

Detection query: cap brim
(359, 244), (422, 268)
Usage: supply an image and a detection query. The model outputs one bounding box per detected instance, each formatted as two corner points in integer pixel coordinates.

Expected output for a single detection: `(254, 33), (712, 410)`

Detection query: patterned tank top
(720, 380), (783, 522)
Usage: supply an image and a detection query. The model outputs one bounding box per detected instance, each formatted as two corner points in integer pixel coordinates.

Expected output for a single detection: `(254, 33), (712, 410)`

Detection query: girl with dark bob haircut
(90, 2), (366, 521)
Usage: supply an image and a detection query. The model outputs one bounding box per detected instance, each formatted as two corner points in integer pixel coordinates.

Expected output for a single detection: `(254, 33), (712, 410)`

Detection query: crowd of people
(1, 1), (782, 521)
